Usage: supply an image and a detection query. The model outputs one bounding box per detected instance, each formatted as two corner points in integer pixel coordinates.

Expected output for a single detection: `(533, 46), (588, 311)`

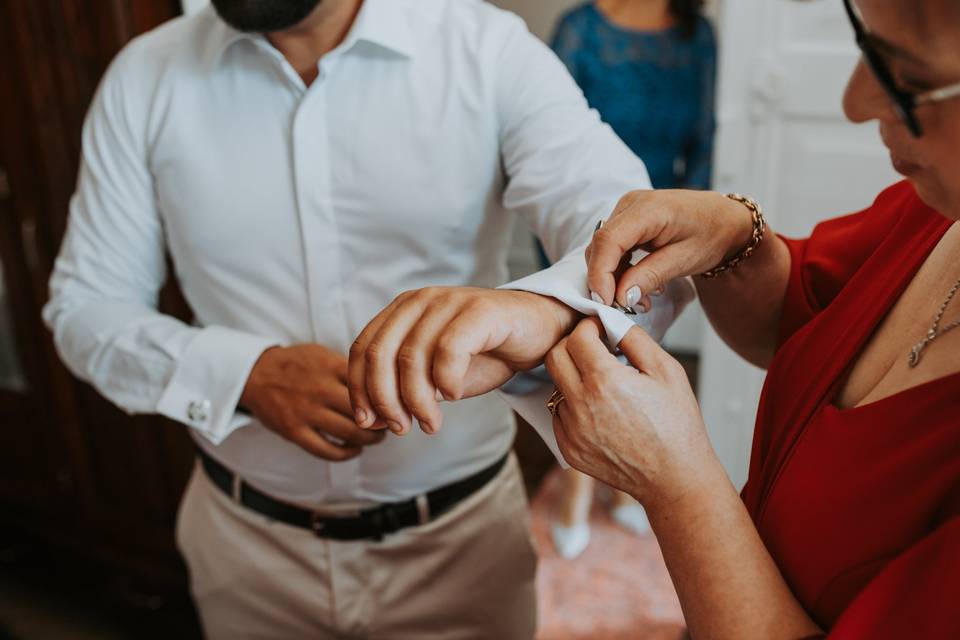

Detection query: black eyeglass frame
(842, 0), (960, 138)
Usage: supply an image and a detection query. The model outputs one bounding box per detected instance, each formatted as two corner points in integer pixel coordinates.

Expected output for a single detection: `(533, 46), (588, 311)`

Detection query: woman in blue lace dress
(547, 0), (717, 559)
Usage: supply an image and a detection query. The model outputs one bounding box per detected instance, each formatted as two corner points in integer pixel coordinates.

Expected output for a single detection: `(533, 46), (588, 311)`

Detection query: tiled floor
(530, 468), (687, 640)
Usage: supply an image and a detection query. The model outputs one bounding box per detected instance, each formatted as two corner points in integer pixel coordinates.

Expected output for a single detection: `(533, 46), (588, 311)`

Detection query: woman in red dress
(544, 0), (960, 637)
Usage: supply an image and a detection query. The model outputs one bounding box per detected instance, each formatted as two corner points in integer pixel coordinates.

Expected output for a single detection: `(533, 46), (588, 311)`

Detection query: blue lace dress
(551, 3), (717, 190)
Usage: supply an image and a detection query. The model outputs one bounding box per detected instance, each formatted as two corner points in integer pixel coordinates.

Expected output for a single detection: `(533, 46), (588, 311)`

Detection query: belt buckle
(311, 513), (327, 536)
(415, 494), (430, 525)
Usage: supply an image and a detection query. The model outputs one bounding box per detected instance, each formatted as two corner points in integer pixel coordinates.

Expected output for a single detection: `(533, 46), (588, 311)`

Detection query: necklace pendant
(908, 345), (921, 368)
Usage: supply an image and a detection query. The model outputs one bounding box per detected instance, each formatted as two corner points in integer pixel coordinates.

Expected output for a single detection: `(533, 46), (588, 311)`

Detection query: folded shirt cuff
(155, 326), (278, 444)
(497, 254), (695, 465)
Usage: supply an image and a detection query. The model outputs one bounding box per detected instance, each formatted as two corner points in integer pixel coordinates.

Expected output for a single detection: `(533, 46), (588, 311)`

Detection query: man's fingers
(459, 354), (515, 399)
(361, 295), (430, 435)
(431, 308), (504, 401)
(397, 303), (462, 434)
(292, 424), (364, 461)
(348, 300), (400, 429)
(617, 325), (676, 379)
(308, 407), (387, 446)
(326, 381), (360, 419)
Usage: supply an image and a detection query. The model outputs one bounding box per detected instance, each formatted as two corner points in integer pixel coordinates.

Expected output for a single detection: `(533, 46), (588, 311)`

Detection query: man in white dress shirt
(43, 0), (684, 637)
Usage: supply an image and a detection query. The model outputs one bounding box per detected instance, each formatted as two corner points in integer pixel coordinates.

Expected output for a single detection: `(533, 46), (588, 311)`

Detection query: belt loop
(231, 473), (242, 503)
(415, 494), (430, 525)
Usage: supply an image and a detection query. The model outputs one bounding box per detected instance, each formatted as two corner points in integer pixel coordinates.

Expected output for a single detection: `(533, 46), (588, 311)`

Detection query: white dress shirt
(44, 0), (683, 507)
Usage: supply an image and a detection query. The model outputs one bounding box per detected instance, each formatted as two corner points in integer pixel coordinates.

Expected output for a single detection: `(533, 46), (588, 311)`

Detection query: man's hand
(240, 344), (386, 460)
(348, 287), (578, 435)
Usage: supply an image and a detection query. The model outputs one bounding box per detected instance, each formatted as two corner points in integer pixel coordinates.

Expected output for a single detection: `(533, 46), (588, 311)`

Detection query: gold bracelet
(699, 193), (766, 279)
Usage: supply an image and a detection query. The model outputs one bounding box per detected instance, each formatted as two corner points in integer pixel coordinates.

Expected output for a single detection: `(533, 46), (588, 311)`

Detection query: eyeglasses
(843, 0), (960, 137)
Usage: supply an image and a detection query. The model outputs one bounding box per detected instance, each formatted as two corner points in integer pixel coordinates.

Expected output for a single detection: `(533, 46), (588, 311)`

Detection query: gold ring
(546, 388), (566, 417)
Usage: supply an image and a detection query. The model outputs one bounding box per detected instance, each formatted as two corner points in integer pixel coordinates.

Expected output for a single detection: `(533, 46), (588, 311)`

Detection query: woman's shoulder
(871, 179), (931, 209)
(817, 180), (936, 231)
(689, 14), (717, 48)
(555, 2), (598, 31)
(860, 180), (941, 229)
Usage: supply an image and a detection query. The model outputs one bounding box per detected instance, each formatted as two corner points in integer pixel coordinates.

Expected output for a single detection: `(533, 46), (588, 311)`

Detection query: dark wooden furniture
(0, 0), (200, 619)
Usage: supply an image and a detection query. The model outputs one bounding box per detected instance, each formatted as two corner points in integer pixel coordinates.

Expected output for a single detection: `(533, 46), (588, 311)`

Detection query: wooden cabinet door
(0, 0), (197, 587)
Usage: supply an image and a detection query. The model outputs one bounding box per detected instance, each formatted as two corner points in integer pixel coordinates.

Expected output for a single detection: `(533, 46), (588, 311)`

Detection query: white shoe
(550, 521), (591, 559)
(611, 503), (651, 536)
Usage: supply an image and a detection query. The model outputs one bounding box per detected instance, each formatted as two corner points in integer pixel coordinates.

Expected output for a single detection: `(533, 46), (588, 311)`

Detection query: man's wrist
(514, 290), (579, 336)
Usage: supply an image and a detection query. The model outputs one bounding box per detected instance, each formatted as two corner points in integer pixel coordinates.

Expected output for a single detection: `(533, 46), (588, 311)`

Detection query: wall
(489, 0), (583, 40)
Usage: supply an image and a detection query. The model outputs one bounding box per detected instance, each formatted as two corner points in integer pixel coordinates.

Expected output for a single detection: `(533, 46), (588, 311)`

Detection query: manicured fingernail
(626, 286), (641, 309)
(387, 420), (403, 435)
(639, 295), (652, 314)
(354, 408), (369, 426)
(420, 420), (435, 435)
(651, 286), (664, 297)
(590, 290), (604, 305)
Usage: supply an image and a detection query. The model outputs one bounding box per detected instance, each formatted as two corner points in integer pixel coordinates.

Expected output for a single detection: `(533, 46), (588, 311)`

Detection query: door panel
(0, 0), (193, 589)
(702, 0), (899, 488)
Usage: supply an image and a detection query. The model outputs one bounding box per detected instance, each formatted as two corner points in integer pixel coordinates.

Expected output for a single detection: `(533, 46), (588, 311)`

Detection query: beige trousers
(175, 454), (538, 639)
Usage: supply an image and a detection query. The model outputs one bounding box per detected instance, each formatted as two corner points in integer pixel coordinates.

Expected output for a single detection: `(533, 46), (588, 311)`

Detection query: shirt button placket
(291, 61), (361, 499)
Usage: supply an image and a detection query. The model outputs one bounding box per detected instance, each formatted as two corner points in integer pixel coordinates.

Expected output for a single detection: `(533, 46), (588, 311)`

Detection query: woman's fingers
(586, 193), (665, 305)
(544, 337), (582, 401)
(564, 317), (618, 375)
(613, 242), (699, 310)
(617, 325), (678, 379)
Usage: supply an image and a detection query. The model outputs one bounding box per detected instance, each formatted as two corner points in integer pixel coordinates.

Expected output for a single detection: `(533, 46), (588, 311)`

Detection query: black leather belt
(197, 448), (508, 541)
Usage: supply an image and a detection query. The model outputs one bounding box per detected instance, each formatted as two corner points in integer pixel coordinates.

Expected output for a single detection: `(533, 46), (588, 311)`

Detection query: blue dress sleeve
(682, 18), (717, 190)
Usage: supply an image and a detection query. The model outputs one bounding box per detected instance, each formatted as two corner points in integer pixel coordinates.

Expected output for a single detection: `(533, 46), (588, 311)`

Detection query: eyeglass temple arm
(916, 82), (960, 106)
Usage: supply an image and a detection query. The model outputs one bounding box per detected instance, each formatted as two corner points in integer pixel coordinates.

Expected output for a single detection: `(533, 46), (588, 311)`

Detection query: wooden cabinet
(0, 0), (197, 601)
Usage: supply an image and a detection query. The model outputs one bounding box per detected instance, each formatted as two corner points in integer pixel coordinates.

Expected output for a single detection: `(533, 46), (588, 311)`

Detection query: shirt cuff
(155, 326), (278, 444)
(497, 253), (696, 465)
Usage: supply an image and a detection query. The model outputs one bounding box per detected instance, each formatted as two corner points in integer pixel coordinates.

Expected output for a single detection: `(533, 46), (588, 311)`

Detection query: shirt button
(187, 399), (212, 425)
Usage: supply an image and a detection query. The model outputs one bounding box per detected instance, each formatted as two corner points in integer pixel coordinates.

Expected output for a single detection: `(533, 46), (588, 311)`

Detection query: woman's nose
(842, 58), (896, 125)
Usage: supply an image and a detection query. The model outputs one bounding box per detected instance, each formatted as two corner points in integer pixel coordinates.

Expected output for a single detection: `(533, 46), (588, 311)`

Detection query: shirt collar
(208, 0), (416, 67)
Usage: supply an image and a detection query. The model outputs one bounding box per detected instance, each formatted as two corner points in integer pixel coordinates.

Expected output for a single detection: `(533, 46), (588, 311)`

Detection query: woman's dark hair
(670, 0), (706, 39)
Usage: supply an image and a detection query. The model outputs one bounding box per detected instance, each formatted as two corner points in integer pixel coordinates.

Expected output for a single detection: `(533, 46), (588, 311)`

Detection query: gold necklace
(908, 276), (960, 367)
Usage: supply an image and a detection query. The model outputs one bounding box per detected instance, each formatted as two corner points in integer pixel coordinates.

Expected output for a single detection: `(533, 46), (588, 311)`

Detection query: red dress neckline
(739, 182), (960, 634)
(745, 183), (953, 526)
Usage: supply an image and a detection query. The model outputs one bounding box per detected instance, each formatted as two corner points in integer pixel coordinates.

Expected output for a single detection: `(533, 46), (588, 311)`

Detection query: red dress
(741, 181), (960, 637)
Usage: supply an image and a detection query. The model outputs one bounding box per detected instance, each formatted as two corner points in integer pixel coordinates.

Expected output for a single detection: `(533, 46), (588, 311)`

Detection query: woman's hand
(587, 189), (754, 308)
(545, 317), (721, 509)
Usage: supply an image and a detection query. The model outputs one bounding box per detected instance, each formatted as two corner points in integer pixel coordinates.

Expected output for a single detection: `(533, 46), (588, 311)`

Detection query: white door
(702, 0), (899, 488)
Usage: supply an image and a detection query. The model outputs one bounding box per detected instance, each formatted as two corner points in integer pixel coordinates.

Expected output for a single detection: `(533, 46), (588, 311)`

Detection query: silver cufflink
(187, 399), (212, 424)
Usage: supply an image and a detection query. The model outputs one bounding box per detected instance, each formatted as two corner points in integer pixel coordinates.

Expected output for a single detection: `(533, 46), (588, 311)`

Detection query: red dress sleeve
(777, 181), (918, 347)
(827, 518), (960, 639)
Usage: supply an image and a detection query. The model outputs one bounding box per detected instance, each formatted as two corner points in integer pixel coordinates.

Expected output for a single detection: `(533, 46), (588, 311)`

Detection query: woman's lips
(890, 153), (923, 176)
